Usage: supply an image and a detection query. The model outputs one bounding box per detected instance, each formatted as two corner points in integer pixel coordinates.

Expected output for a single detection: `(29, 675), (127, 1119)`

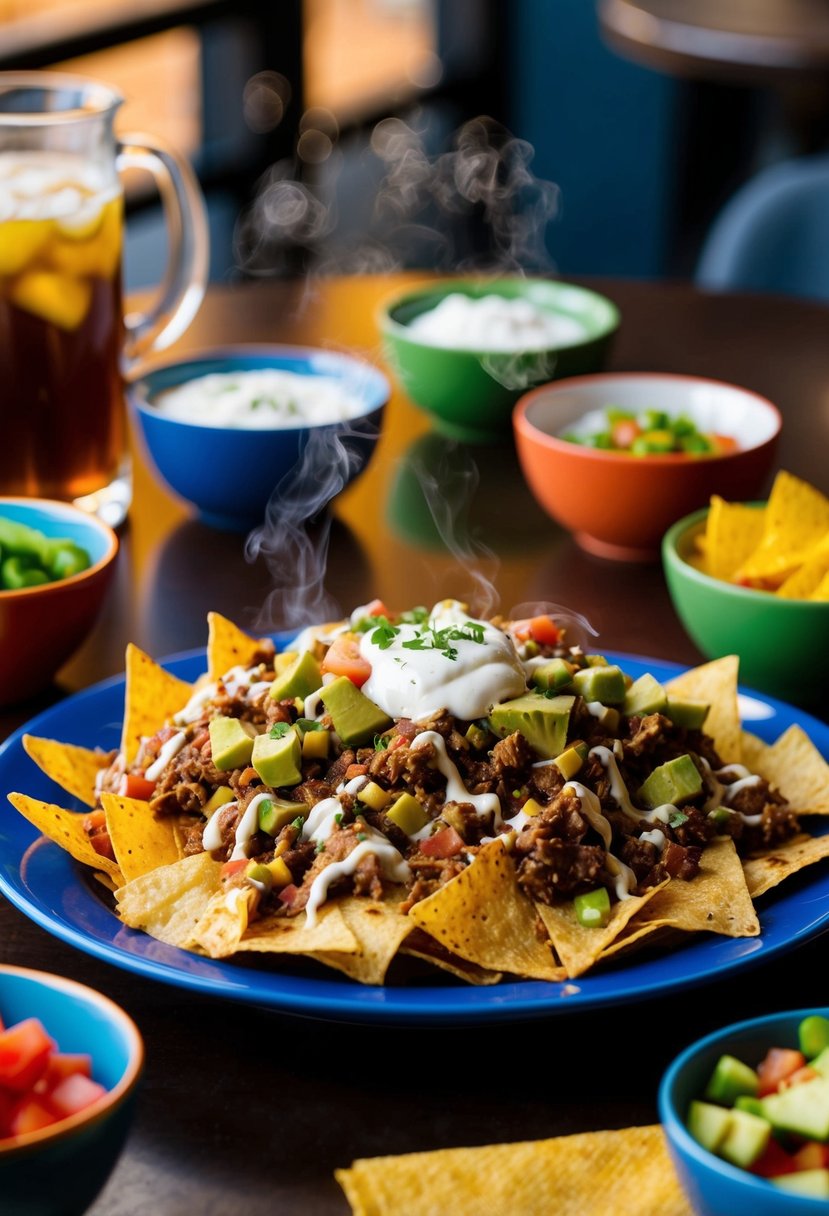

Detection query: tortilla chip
(408, 839), (563, 981)
(598, 919), (680, 963)
(101, 792), (182, 882)
(235, 901), (357, 956)
(121, 644), (192, 766)
(310, 888), (413, 985)
(704, 496), (766, 582)
(116, 852), (222, 948)
(22, 735), (112, 809)
(191, 884), (259, 957)
(207, 612), (267, 681)
(743, 832), (829, 899)
(666, 655), (741, 763)
(536, 881), (669, 978)
(400, 928), (503, 985)
(778, 549), (829, 600)
(336, 1124), (691, 1216)
(747, 724), (829, 815)
(642, 837), (759, 937)
(740, 730), (769, 773)
(7, 792), (123, 882)
(810, 571), (829, 601)
(735, 471), (829, 586)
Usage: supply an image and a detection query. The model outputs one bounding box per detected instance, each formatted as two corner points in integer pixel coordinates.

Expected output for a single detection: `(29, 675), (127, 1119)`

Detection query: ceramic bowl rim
(376, 276), (621, 356)
(128, 342), (390, 437)
(514, 371), (783, 465)
(0, 498), (118, 602)
(658, 1005), (829, 1208)
(0, 964), (143, 1159)
(663, 506), (829, 613)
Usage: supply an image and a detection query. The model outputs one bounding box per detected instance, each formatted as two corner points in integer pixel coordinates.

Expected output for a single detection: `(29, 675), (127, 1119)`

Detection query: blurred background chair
(696, 155), (829, 302)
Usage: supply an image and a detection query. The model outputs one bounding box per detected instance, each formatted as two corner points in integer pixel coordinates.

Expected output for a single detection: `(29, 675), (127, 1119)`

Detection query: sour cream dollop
(406, 294), (587, 352)
(153, 370), (366, 429)
(358, 604), (525, 721)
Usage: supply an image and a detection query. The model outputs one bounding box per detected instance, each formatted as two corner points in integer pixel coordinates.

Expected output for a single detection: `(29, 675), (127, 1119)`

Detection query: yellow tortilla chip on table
(7, 792), (123, 884)
(233, 900), (357, 957)
(734, 470), (829, 587)
(638, 837), (759, 937)
(666, 655), (741, 764)
(746, 724), (829, 815)
(207, 611), (269, 681)
(310, 887), (413, 986)
(100, 792), (182, 882)
(743, 833), (829, 899)
(116, 852), (222, 949)
(535, 880), (669, 979)
(703, 495), (766, 582)
(336, 1124), (692, 1216)
(408, 838), (564, 982)
(121, 643), (192, 766)
(22, 735), (112, 809)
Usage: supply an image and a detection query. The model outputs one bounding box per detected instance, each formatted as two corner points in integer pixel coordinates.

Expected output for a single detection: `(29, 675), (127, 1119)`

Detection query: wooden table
(3, 274), (829, 1214)
(599, 0), (829, 78)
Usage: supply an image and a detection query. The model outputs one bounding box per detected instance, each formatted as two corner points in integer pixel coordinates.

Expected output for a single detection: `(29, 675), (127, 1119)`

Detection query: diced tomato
(278, 883), (299, 907)
(780, 1066), (820, 1091)
(757, 1047), (806, 1097)
(611, 419), (642, 449)
(388, 735), (407, 751)
(0, 1088), (16, 1137)
(83, 810), (107, 833)
(419, 827), (465, 859)
(793, 1142), (829, 1171)
(40, 1053), (92, 1087)
(0, 1019), (55, 1092)
(751, 1138), (799, 1178)
(90, 831), (115, 861)
(711, 433), (739, 455)
(220, 859), (248, 880)
(344, 764), (369, 781)
(46, 1073), (106, 1119)
(118, 773), (156, 800)
(511, 616), (561, 646)
(320, 635), (371, 687)
(364, 599), (389, 618)
(9, 1095), (56, 1137)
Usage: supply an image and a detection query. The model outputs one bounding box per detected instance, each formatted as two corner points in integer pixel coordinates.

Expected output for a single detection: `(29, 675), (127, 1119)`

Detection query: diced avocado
(687, 1101), (733, 1154)
(801, 1015), (829, 1060)
(573, 887), (610, 928)
(554, 741), (589, 780)
(623, 673), (667, 718)
(734, 1095), (765, 1118)
(761, 1077), (829, 1141)
(251, 728), (302, 788)
(358, 781), (392, 812)
(585, 654), (609, 667)
(487, 693), (574, 760)
(203, 785), (236, 817)
(269, 650), (322, 701)
(532, 658), (575, 692)
(320, 677), (392, 746)
(664, 695), (710, 730)
(638, 754), (703, 809)
(273, 650), (298, 673)
(386, 793), (428, 836)
(465, 722), (490, 750)
(810, 1046), (829, 1078)
(258, 796), (308, 836)
(772, 1170), (829, 1198)
(209, 716), (256, 771)
(704, 1054), (760, 1106)
(718, 1108), (771, 1169)
(571, 664), (626, 704)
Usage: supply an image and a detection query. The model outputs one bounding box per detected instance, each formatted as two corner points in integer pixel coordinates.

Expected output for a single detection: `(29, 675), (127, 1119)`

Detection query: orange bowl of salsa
(513, 372), (781, 562)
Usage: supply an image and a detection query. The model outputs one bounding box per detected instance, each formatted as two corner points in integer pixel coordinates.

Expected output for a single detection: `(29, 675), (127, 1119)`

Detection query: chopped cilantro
(669, 810), (689, 828)
(315, 840), (326, 854)
(357, 832), (367, 842)
(269, 722), (291, 739)
(369, 618), (399, 650)
(399, 606), (429, 624)
(374, 733), (390, 751)
(290, 815), (305, 832)
(334, 812), (343, 825)
(295, 717), (323, 733)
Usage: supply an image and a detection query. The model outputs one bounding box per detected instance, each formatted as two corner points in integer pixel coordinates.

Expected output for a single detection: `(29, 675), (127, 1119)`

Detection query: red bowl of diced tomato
(0, 965), (143, 1216)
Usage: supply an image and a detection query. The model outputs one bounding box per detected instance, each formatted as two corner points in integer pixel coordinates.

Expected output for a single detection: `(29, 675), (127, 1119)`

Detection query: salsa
(561, 408), (737, 456)
(0, 1014), (106, 1140)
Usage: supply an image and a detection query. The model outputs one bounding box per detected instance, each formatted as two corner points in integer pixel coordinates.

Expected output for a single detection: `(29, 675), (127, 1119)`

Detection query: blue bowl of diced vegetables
(660, 1009), (829, 1214)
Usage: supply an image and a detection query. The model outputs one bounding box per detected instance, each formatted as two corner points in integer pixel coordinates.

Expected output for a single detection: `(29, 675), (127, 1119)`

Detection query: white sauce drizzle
(563, 780), (636, 899)
(411, 730), (503, 827)
(144, 731), (187, 782)
(639, 828), (667, 853)
(173, 681), (218, 726)
(304, 831), (410, 928)
(229, 792), (274, 861)
(588, 746), (670, 825)
(203, 800), (238, 851)
(301, 797), (342, 843)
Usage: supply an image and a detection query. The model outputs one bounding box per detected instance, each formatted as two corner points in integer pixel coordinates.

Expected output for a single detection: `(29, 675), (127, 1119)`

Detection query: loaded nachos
(9, 600), (829, 985)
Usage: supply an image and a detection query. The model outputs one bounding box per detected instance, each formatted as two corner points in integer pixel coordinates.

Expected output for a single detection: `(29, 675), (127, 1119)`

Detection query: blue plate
(1, 651), (828, 1025)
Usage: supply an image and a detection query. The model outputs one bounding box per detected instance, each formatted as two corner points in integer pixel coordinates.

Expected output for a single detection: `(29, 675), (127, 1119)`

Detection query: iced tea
(0, 151), (126, 503)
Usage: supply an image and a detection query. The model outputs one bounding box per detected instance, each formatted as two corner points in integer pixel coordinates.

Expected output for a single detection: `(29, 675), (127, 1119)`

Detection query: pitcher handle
(117, 133), (209, 374)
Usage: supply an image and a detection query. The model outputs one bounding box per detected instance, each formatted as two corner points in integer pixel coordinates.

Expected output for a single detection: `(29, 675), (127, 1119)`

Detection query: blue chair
(696, 155), (829, 302)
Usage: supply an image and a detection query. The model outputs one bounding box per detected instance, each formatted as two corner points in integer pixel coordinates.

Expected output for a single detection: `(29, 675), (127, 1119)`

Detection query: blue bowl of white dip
(129, 346), (389, 530)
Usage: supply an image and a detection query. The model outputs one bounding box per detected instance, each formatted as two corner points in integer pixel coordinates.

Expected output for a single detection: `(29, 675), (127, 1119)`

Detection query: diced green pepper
(573, 887), (611, 928)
